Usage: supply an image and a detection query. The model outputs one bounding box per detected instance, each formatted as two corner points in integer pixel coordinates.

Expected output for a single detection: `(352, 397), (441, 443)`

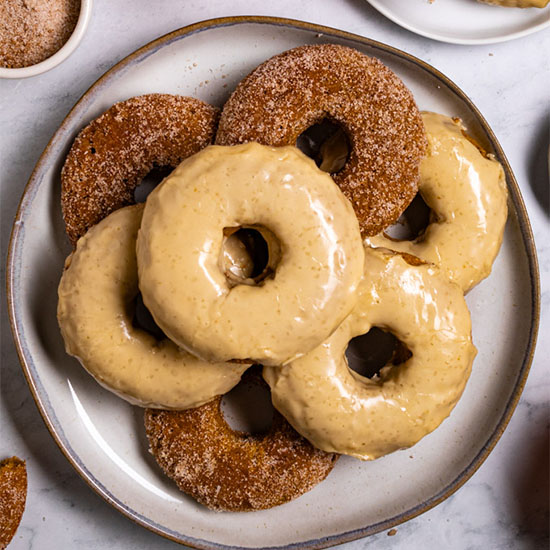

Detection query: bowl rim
(0, 0), (93, 79)
(6, 15), (541, 549)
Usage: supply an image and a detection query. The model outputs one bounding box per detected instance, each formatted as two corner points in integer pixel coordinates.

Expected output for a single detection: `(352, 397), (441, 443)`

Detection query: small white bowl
(0, 0), (93, 79)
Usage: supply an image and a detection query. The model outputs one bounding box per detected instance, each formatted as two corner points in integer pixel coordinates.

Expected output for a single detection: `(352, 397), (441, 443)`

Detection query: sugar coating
(0, 457), (27, 548)
(216, 44), (427, 236)
(144, 378), (338, 512)
(61, 94), (219, 245)
(0, 0), (80, 68)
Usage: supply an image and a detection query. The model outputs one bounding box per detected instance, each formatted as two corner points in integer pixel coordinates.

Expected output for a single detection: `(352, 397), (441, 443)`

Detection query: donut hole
(221, 369), (274, 435)
(133, 165), (173, 203)
(222, 226), (281, 287)
(383, 193), (432, 241)
(296, 119), (350, 174)
(132, 292), (167, 341)
(345, 327), (412, 379)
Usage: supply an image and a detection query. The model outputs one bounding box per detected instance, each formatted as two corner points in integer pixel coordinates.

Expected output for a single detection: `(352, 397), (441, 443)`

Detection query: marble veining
(1, 1), (548, 549)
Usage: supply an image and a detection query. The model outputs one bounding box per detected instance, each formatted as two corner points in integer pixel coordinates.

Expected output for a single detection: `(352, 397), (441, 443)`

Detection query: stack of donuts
(57, 44), (508, 512)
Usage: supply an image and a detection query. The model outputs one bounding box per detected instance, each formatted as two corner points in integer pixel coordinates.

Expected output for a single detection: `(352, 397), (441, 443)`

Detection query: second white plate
(366, 0), (550, 45)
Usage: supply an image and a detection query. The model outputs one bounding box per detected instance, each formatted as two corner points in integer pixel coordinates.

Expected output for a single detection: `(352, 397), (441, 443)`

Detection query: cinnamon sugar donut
(144, 374), (339, 511)
(216, 44), (427, 237)
(61, 94), (219, 245)
(0, 457), (27, 549)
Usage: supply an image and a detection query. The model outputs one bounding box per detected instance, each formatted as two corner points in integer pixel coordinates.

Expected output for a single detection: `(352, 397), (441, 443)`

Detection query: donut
(57, 204), (248, 409)
(215, 44), (427, 237)
(136, 142), (365, 366)
(365, 112), (508, 292)
(0, 457), (27, 549)
(264, 246), (477, 460)
(477, 0), (548, 7)
(61, 94), (219, 245)
(144, 372), (339, 511)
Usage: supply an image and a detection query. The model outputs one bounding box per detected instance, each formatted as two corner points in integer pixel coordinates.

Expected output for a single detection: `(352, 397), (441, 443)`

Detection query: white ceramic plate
(7, 17), (539, 549)
(366, 0), (550, 45)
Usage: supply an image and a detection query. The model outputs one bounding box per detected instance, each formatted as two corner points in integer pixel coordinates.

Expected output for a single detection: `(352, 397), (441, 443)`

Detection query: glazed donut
(144, 373), (339, 511)
(0, 457), (27, 549)
(215, 43), (427, 237)
(365, 112), (508, 292)
(57, 204), (248, 409)
(264, 247), (477, 460)
(61, 94), (219, 245)
(136, 142), (364, 366)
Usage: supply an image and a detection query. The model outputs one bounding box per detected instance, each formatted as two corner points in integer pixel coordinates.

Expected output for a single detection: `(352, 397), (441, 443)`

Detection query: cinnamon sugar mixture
(0, 457), (27, 548)
(0, 0), (81, 68)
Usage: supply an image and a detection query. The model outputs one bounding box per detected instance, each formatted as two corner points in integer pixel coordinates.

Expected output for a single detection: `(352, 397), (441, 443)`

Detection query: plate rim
(365, 0), (550, 45)
(6, 15), (541, 549)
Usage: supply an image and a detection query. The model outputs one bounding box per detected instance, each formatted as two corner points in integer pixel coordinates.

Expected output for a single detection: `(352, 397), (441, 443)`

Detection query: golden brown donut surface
(0, 457), (27, 549)
(144, 375), (339, 512)
(61, 94), (219, 245)
(215, 44), (427, 237)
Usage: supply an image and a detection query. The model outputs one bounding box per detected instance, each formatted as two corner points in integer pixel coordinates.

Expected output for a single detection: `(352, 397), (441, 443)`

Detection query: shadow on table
(527, 114), (550, 217)
(509, 402), (550, 549)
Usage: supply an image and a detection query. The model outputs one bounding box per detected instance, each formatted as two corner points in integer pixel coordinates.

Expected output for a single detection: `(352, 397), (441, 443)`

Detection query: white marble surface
(1, 1), (548, 549)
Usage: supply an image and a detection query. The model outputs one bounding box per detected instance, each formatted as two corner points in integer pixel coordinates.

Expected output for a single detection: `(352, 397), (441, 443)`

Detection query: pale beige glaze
(223, 232), (255, 280)
(222, 225), (281, 287)
(137, 143), (364, 366)
(478, 0), (548, 7)
(365, 112), (508, 292)
(264, 247), (477, 460)
(57, 205), (248, 409)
